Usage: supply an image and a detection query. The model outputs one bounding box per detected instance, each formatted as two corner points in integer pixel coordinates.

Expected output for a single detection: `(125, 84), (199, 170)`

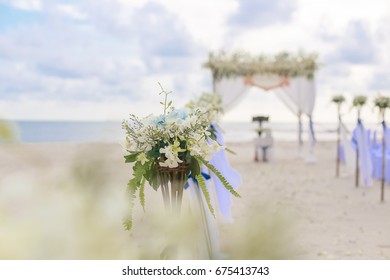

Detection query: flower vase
(156, 162), (188, 214)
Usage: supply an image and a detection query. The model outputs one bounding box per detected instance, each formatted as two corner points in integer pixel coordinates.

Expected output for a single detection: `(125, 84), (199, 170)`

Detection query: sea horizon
(0, 119), (374, 143)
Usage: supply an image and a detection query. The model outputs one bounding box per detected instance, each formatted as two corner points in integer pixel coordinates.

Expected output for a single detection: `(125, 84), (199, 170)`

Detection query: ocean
(7, 120), (348, 143)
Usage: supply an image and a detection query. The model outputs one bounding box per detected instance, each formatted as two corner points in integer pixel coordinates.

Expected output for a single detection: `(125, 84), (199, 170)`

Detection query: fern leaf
(123, 219), (132, 231)
(224, 147), (237, 155)
(195, 174), (215, 217)
(139, 177), (146, 211)
(123, 178), (138, 230)
(124, 152), (139, 163)
(123, 162), (148, 230)
(195, 156), (241, 198)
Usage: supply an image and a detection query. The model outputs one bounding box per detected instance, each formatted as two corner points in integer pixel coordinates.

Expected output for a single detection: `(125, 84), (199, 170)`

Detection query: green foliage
(225, 147), (237, 155)
(0, 119), (17, 142)
(158, 82), (173, 115)
(139, 177), (146, 211)
(124, 162), (149, 230)
(124, 153), (139, 163)
(196, 174), (215, 217)
(145, 163), (159, 191)
(123, 179), (136, 231)
(190, 157), (201, 178)
(195, 156), (240, 198)
(122, 219), (133, 231)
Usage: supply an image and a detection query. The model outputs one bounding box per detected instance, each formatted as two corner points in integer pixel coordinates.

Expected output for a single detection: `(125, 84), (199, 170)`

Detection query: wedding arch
(203, 51), (320, 159)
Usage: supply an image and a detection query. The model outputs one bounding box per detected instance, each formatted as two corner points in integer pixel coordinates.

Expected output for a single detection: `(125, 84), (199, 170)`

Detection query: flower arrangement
(352, 95), (367, 107)
(374, 96), (390, 110)
(203, 51), (319, 80)
(331, 95), (346, 104)
(122, 84), (239, 230)
(352, 95), (367, 121)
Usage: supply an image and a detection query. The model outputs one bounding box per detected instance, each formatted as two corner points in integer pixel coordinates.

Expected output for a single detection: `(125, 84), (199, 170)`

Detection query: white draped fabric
(340, 121), (356, 175)
(187, 175), (223, 259)
(352, 121), (373, 186)
(274, 77), (316, 154)
(340, 120), (373, 186)
(215, 76), (316, 116)
(209, 125), (241, 222)
(215, 75), (317, 160)
(214, 77), (250, 112)
(273, 77), (316, 116)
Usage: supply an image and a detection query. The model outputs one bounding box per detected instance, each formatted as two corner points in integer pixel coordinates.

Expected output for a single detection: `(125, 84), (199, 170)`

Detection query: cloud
(132, 2), (197, 57)
(55, 4), (88, 20)
(229, 0), (297, 28)
(2, 0), (386, 121)
(0, 0), (42, 11)
(325, 21), (376, 64)
(369, 72), (390, 91)
(0, 0), (208, 116)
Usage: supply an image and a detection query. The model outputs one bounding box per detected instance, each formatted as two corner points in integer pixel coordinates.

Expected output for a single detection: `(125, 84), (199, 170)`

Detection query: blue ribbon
(184, 172), (211, 189)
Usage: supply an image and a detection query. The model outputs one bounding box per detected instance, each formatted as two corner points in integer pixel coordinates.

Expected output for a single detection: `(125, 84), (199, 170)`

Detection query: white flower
(182, 114), (198, 127)
(123, 138), (137, 151)
(188, 139), (221, 161)
(159, 140), (185, 168)
(159, 158), (181, 168)
(140, 142), (152, 152)
(137, 152), (149, 165)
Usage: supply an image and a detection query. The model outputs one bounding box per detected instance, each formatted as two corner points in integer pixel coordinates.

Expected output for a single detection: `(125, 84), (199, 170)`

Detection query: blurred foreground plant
(0, 119), (18, 142)
(220, 206), (298, 259)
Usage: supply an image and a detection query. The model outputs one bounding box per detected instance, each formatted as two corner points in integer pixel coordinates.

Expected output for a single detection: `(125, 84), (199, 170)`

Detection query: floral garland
(122, 85), (239, 230)
(203, 51), (319, 81)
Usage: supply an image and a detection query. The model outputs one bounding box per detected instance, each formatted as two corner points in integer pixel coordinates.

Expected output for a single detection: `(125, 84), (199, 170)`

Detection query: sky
(0, 0), (389, 123)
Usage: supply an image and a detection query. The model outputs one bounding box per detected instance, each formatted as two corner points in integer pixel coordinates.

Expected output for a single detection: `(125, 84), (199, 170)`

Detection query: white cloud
(55, 4), (88, 20)
(229, 0), (297, 28)
(1, 0), (42, 11)
(325, 21), (376, 64)
(158, 0), (237, 50)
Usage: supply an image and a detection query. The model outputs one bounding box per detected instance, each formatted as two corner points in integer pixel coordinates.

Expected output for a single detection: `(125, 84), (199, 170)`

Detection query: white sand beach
(0, 140), (389, 259)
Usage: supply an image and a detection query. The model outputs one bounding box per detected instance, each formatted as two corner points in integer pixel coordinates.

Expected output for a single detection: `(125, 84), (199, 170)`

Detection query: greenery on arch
(203, 51), (320, 81)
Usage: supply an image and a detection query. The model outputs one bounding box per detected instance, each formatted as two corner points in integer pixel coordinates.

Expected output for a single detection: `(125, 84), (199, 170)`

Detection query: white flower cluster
(186, 92), (223, 124)
(123, 107), (221, 168)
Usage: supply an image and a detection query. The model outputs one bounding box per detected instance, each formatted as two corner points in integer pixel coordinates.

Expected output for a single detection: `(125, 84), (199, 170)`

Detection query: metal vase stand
(156, 162), (217, 259)
(157, 163), (187, 214)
